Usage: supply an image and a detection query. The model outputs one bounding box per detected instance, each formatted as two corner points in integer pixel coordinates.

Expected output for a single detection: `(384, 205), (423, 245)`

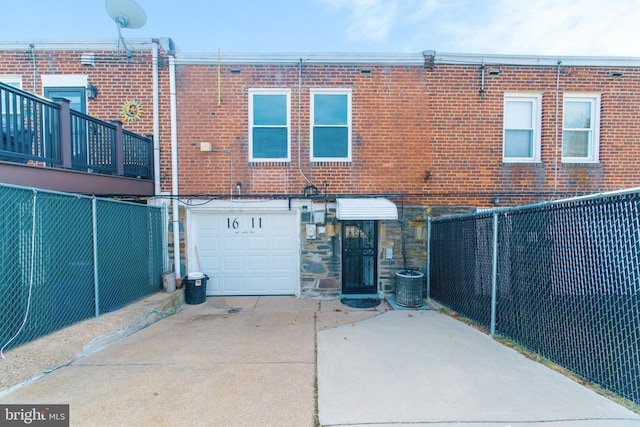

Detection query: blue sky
(3, 0), (640, 56)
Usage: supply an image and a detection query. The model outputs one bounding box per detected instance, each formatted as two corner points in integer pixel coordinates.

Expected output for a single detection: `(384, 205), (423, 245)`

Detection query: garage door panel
(222, 255), (245, 270)
(247, 236), (269, 251)
(222, 236), (244, 251)
(247, 276), (269, 292)
(270, 235), (294, 250)
(223, 277), (245, 292)
(271, 255), (295, 270)
(193, 211), (298, 296)
(201, 255), (220, 270)
(207, 276), (221, 292)
(198, 220), (221, 234)
(269, 217), (290, 230)
(247, 255), (269, 270)
(199, 237), (220, 250)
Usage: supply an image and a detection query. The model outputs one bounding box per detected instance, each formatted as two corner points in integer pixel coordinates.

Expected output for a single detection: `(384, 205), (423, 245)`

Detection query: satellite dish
(106, 0), (147, 29)
(105, 0), (147, 54)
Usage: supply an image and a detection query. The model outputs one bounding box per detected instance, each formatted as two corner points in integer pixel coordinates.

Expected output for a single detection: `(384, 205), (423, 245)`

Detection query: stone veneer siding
(300, 203), (475, 299)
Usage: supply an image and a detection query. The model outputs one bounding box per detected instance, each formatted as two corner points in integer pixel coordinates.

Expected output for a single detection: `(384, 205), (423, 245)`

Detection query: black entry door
(342, 220), (377, 294)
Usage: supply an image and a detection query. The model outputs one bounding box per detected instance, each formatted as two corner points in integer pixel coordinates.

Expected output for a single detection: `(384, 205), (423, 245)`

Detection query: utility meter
(306, 224), (317, 239)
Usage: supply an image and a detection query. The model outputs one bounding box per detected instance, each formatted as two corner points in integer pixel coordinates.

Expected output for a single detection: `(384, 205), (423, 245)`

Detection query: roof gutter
(423, 50), (640, 67)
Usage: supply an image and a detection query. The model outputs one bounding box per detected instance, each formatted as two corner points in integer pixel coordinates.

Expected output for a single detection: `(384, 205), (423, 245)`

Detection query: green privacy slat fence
(429, 189), (640, 405)
(0, 184), (163, 352)
(96, 199), (164, 313)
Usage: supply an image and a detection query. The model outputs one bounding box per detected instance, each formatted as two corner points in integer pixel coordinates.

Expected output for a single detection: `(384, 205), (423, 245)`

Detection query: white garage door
(191, 210), (299, 295)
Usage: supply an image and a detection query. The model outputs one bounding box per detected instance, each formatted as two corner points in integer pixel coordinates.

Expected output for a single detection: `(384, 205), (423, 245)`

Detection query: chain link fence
(429, 189), (640, 405)
(0, 184), (164, 353)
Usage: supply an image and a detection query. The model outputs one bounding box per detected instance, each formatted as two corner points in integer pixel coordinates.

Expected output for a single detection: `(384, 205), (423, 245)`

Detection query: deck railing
(0, 81), (153, 180)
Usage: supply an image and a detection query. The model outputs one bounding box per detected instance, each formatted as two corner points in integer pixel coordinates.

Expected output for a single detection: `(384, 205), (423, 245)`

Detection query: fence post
(54, 98), (72, 168)
(426, 218), (431, 300)
(92, 197), (100, 318)
(490, 213), (498, 337)
(111, 120), (124, 176)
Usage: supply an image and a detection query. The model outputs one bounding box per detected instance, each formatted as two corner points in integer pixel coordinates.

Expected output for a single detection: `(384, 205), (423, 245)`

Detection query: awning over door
(336, 197), (398, 220)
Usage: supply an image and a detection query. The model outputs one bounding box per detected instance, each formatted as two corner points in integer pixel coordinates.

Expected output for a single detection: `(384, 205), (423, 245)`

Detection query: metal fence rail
(0, 184), (164, 353)
(123, 129), (153, 179)
(70, 111), (116, 174)
(0, 81), (61, 164)
(429, 189), (640, 404)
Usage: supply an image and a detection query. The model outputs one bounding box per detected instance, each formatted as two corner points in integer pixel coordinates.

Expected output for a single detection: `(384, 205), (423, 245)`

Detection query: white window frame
(42, 74), (90, 114)
(310, 88), (352, 162)
(562, 93), (600, 163)
(0, 75), (22, 89)
(41, 75), (88, 94)
(503, 93), (542, 163)
(248, 88), (291, 162)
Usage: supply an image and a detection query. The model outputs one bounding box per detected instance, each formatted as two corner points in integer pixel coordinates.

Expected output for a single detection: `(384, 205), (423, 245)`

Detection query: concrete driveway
(0, 294), (387, 426)
(1, 293), (639, 427)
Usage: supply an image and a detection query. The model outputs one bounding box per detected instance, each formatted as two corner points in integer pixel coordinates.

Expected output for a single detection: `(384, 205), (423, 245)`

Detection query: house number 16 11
(226, 217), (263, 229)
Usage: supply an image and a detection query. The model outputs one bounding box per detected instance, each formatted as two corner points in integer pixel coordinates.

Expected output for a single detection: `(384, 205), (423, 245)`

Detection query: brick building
(2, 40), (640, 298)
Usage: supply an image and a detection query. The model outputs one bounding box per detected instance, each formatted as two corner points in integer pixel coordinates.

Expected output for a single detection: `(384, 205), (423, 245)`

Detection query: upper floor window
(249, 89), (291, 162)
(503, 93), (541, 163)
(562, 94), (600, 163)
(310, 89), (351, 162)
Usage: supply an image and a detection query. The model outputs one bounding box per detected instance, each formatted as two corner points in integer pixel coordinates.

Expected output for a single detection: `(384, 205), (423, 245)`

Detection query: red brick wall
(423, 63), (640, 206)
(4, 46), (640, 209)
(174, 60), (640, 208)
(175, 63), (431, 198)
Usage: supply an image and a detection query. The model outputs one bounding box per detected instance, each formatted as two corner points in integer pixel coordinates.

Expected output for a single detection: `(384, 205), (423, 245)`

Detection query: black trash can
(184, 272), (208, 305)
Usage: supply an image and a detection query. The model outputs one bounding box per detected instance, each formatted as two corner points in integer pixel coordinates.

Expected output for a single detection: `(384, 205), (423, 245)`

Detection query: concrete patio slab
(317, 310), (640, 426)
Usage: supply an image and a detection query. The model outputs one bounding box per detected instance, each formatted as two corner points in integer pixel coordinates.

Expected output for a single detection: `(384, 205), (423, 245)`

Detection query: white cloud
(403, 0), (439, 25)
(435, 0), (640, 56)
(318, 0), (400, 42)
(323, 0), (640, 56)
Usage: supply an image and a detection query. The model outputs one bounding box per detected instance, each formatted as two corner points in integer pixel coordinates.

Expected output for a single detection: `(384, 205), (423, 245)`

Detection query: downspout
(553, 60), (562, 198)
(152, 39), (161, 196)
(169, 53), (181, 277)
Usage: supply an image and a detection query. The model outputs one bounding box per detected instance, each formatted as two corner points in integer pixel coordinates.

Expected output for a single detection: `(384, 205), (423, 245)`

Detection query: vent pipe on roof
(421, 50), (436, 69)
